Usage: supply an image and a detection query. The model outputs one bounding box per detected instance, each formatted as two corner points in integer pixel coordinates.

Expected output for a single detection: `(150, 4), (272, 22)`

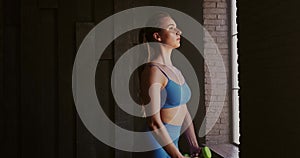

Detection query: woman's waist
(160, 104), (187, 126)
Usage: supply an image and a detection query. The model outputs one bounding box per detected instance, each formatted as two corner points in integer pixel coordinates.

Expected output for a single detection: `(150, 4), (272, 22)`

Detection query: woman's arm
(182, 110), (201, 156)
(147, 112), (183, 158)
(142, 66), (184, 158)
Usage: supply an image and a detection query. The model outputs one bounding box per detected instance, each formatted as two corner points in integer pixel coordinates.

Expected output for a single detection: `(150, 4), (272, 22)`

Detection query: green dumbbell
(202, 146), (212, 158)
(183, 146), (211, 158)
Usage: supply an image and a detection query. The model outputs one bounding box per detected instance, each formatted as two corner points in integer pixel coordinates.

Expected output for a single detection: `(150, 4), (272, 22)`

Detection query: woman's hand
(189, 146), (202, 157)
(175, 154), (186, 158)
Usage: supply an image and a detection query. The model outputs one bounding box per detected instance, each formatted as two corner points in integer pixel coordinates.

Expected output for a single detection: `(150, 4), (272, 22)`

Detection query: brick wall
(203, 0), (231, 145)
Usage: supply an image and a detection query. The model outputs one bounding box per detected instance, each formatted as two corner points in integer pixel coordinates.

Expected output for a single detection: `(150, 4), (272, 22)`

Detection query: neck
(151, 44), (173, 66)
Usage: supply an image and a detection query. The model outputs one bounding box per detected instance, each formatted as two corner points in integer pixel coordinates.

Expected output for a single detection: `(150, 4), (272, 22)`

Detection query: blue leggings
(144, 123), (182, 158)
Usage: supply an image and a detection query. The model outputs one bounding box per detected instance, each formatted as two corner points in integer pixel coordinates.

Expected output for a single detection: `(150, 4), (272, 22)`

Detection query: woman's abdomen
(160, 104), (187, 126)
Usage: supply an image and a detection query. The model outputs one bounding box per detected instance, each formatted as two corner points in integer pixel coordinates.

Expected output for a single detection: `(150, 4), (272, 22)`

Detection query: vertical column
(230, 0), (239, 145)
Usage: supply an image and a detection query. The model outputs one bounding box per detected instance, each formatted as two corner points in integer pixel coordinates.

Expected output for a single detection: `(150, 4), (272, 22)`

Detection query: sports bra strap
(148, 64), (170, 79)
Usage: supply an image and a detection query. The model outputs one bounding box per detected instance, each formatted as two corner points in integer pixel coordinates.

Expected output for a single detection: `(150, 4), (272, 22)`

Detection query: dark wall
(3, 0), (300, 157)
(238, 0), (300, 157)
(1, 0), (204, 158)
(2, 0), (21, 157)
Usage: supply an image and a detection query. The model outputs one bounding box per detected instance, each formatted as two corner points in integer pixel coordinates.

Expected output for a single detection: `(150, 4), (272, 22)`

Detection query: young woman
(139, 12), (203, 158)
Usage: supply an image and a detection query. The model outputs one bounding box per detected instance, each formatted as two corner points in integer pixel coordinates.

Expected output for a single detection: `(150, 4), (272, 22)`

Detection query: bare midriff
(160, 104), (187, 126)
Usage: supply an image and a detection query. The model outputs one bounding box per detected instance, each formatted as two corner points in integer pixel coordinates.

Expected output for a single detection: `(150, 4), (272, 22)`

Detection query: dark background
(238, 0), (300, 157)
(1, 0), (300, 157)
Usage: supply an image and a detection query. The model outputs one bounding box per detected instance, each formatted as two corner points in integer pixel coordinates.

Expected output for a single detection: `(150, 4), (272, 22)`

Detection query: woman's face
(157, 16), (182, 49)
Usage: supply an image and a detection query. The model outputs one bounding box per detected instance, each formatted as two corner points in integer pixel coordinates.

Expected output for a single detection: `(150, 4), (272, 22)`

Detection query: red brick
(204, 19), (225, 25)
(217, 43), (229, 48)
(217, 37), (228, 43)
(207, 129), (220, 136)
(204, 26), (216, 32)
(221, 55), (229, 63)
(204, 14), (217, 19)
(208, 135), (229, 142)
(218, 14), (228, 19)
(203, 2), (217, 8)
(214, 123), (229, 130)
(216, 72), (227, 78)
(217, 2), (227, 8)
(219, 48), (228, 55)
(206, 31), (227, 37)
(216, 25), (228, 31)
(220, 129), (230, 135)
(221, 107), (230, 113)
(204, 0), (221, 2)
(204, 42), (217, 49)
(206, 140), (218, 145)
(220, 117), (228, 124)
(221, 112), (230, 118)
(215, 136), (230, 144)
(203, 8), (227, 14)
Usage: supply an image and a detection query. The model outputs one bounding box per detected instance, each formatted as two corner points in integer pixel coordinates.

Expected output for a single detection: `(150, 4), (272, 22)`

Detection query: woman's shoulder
(146, 61), (168, 70)
(142, 62), (163, 76)
(141, 62), (168, 85)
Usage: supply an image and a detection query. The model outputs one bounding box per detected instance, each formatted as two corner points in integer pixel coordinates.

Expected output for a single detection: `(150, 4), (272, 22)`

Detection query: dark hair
(139, 12), (171, 43)
(139, 27), (162, 43)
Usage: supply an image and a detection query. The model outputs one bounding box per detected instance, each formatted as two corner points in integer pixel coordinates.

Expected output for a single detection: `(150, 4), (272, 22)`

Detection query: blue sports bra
(149, 64), (191, 109)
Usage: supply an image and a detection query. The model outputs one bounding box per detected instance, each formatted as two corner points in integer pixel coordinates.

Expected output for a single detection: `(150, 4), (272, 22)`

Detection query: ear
(153, 32), (161, 42)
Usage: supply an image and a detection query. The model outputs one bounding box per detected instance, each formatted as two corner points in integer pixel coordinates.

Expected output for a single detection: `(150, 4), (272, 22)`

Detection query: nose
(175, 28), (182, 35)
